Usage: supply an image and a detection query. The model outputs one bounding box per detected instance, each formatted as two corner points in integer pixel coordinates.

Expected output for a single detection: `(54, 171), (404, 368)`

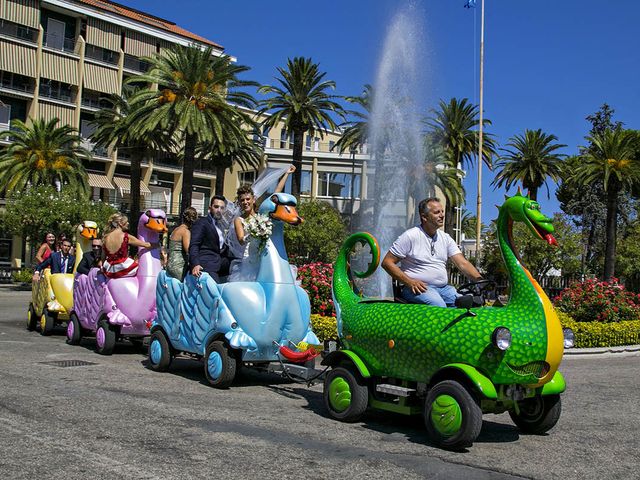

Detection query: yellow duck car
(27, 221), (98, 335)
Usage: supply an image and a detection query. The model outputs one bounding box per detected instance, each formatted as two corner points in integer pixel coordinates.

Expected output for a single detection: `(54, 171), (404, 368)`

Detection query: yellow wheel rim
(40, 314), (47, 331)
(27, 309), (31, 327)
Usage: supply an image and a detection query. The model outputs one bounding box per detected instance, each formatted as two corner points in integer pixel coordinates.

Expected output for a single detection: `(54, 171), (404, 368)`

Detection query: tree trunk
(528, 186), (538, 201)
(603, 186), (618, 280)
(129, 147), (143, 237)
(444, 201), (456, 237)
(291, 129), (304, 198)
(181, 133), (196, 216)
(215, 164), (225, 196)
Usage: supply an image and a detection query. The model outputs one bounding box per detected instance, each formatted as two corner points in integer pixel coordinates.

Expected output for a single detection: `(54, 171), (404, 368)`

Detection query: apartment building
(0, 0), (371, 269)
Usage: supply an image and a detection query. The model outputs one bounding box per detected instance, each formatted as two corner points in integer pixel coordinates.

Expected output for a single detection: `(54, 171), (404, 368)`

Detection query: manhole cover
(39, 360), (98, 368)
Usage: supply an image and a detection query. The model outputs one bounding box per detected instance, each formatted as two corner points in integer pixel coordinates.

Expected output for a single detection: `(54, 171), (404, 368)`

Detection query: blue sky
(126, 0), (640, 222)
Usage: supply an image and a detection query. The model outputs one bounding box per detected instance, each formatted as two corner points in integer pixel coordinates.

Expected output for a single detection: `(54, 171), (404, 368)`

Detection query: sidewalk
(564, 344), (640, 356)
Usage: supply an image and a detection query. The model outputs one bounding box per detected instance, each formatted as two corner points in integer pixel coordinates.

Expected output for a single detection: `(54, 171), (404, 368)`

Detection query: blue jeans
(401, 284), (459, 307)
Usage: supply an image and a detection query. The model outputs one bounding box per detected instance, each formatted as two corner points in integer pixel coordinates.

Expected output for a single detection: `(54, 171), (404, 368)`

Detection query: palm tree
(426, 98), (496, 235)
(128, 45), (257, 214)
(199, 133), (264, 196)
(90, 87), (174, 232)
(492, 129), (566, 201)
(333, 84), (373, 154)
(259, 57), (345, 197)
(422, 133), (465, 205)
(573, 128), (640, 280)
(0, 118), (89, 195)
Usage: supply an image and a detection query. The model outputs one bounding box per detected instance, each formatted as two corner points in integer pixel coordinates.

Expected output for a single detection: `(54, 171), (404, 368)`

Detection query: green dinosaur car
(322, 192), (574, 450)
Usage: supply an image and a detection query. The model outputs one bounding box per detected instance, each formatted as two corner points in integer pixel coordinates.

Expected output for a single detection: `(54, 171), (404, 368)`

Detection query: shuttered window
(0, 41), (37, 77)
(39, 101), (75, 127)
(41, 51), (79, 85)
(86, 17), (121, 52)
(124, 30), (155, 57)
(0, 0), (40, 28)
(83, 63), (119, 94)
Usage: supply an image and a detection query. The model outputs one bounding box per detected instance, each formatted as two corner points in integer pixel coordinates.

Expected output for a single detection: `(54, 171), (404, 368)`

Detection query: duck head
(259, 193), (304, 225)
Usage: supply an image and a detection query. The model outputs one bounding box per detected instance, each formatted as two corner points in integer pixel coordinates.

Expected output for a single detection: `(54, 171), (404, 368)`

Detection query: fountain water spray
(366, 4), (429, 297)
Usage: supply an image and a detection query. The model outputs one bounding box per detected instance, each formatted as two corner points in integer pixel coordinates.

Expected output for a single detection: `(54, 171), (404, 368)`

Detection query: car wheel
(323, 366), (369, 422)
(95, 317), (116, 355)
(204, 340), (236, 389)
(509, 394), (561, 434)
(424, 380), (483, 450)
(27, 304), (37, 331)
(148, 330), (172, 372)
(66, 312), (82, 345)
(40, 310), (56, 336)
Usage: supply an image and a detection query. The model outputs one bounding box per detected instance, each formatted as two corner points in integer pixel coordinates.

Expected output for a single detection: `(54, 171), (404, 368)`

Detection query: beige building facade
(0, 0), (371, 270)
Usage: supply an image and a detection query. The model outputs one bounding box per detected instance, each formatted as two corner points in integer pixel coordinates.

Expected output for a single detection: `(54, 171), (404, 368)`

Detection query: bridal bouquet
(244, 213), (273, 254)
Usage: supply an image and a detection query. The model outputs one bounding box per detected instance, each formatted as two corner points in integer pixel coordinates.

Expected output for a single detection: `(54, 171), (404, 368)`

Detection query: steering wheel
(456, 279), (497, 297)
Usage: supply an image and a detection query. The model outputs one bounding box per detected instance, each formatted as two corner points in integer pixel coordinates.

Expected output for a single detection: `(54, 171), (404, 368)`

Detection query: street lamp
(475, 0), (486, 262)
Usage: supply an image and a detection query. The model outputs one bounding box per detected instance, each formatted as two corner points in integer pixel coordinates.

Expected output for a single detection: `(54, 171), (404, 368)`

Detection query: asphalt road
(1, 288), (639, 480)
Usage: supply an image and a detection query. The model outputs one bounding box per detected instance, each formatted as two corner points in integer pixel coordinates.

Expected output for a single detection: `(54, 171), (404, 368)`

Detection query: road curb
(565, 344), (640, 355)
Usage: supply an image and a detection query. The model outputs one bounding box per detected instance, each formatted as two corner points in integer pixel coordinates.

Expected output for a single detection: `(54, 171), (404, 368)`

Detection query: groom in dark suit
(189, 195), (231, 282)
(34, 239), (75, 278)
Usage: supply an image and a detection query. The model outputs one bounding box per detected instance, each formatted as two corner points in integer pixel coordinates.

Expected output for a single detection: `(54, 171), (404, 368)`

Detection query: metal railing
(0, 77), (35, 94)
(123, 54), (150, 73)
(39, 87), (74, 103)
(264, 137), (368, 155)
(0, 20), (38, 43)
(84, 45), (119, 65)
(43, 32), (76, 53)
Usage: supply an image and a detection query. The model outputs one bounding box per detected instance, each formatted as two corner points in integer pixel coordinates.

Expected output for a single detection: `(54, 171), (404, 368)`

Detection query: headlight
(563, 328), (575, 349)
(492, 327), (512, 351)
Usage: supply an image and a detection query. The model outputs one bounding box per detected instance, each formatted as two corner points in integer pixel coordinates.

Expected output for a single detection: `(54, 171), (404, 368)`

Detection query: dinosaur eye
(285, 206), (291, 213)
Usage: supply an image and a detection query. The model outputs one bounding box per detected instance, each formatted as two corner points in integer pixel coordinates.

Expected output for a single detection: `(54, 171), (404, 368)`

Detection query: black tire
(66, 312), (82, 345)
(95, 317), (116, 355)
(509, 394), (562, 434)
(40, 309), (56, 336)
(323, 366), (369, 422)
(203, 340), (236, 389)
(148, 330), (172, 372)
(424, 380), (483, 450)
(27, 303), (37, 331)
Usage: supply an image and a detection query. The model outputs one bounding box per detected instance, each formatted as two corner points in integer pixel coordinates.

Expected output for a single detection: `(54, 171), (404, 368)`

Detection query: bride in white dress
(226, 165), (295, 282)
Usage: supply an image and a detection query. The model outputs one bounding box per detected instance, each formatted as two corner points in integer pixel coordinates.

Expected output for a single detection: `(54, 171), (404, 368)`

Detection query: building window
(239, 170), (257, 186)
(0, 104), (10, 126)
(39, 79), (73, 102)
(318, 172), (361, 198)
(329, 140), (335, 151)
(314, 137), (320, 151)
(0, 71), (34, 94)
(283, 170), (311, 196)
(305, 135), (311, 151)
(280, 129), (287, 149)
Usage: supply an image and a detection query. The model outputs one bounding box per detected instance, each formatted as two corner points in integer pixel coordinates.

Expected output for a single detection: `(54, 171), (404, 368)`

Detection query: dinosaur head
(141, 209), (168, 233)
(77, 221), (98, 240)
(259, 193), (304, 225)
(502, 189), (557, 246)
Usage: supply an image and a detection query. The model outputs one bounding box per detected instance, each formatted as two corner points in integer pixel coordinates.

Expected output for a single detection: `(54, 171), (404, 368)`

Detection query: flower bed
(554, 278), (640, 323)
(297, 262), (335, 317)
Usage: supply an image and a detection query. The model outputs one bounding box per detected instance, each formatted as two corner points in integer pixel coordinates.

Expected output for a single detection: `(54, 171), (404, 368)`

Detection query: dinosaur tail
(332, 232), (380, 309)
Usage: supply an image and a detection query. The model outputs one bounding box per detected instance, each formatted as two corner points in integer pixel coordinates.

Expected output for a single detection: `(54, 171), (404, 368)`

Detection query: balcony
(80, 137), (109, 158)
(0, 20), (38, 43)
(39, 87), (74, 103)
(81, 95), (109, 110)
(123, 54), (150, 73)
(0, 76), (35, 95)
(43, 32), (76, 54)
(85, 45), (119, 66)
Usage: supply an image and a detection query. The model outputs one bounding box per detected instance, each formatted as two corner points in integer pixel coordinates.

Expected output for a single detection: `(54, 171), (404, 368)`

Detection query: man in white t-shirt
(382, 197), (482, 307)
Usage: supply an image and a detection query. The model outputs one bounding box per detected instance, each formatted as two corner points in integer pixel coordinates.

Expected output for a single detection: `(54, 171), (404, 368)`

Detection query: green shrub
(558, 311), (640, 348)
(554, 277), (640, 323)
(12, 268), (33, 284)
(310, 314), (337, 342)
(285, 200), (347, 263)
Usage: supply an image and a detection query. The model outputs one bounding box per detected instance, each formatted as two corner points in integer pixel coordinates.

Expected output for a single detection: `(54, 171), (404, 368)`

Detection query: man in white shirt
(382, 197), (482, 307)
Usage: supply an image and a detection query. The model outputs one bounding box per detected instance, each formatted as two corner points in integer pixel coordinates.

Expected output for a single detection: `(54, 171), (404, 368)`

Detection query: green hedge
(558, 311), (640, 348)
(12, 268), (33, 284)
(311, 311), (640, 348)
